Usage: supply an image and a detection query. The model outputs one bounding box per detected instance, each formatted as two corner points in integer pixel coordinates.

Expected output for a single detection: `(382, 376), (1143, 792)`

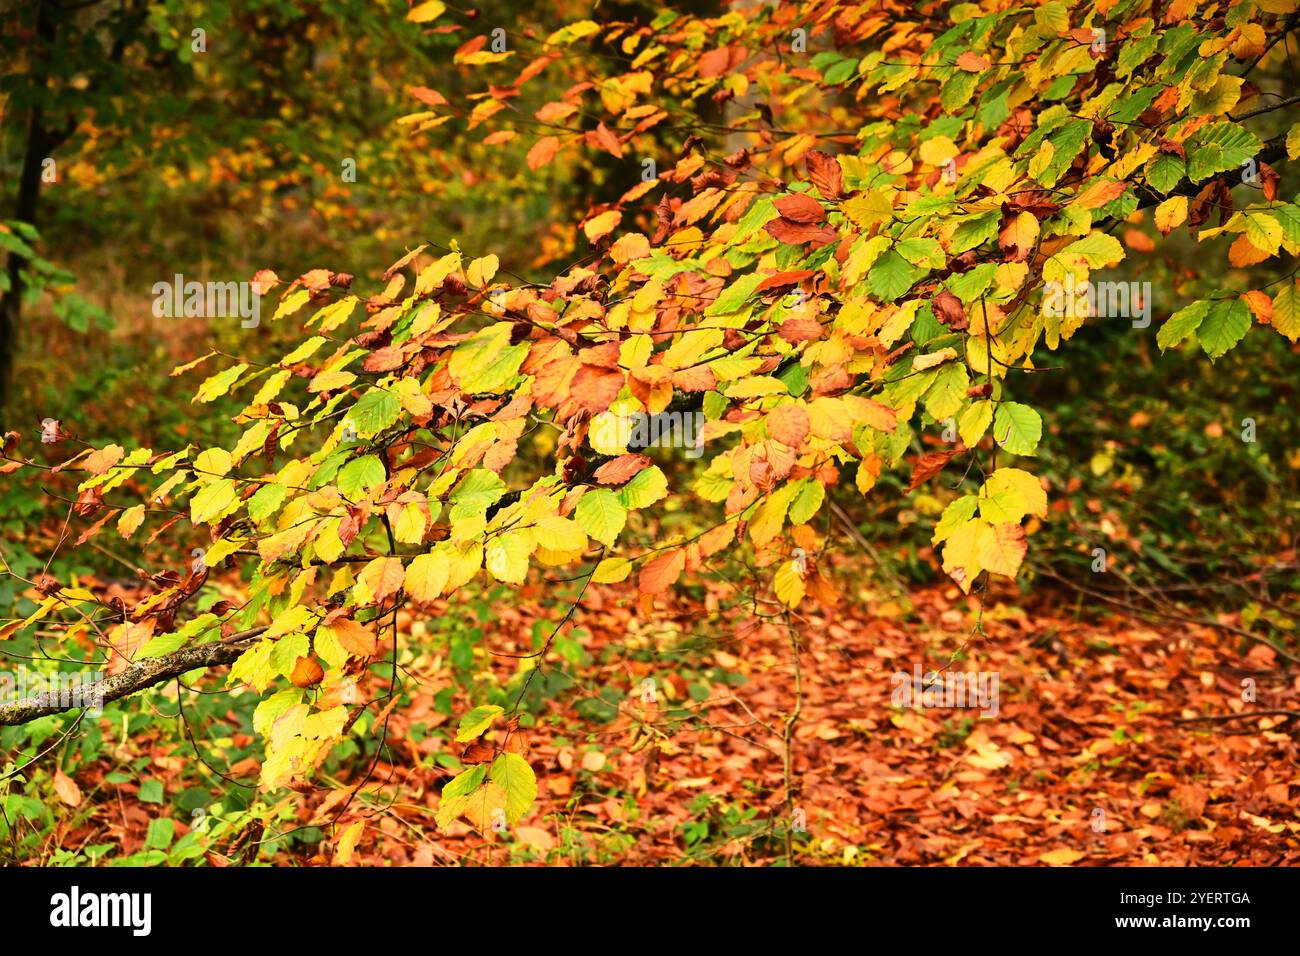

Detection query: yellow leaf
(1154, 196), (1187, 235)
(583, 210), (622, 242)
(978, 468), (1047, 523)
(404, 550), (450, 602)
(840, 190), (894, 231)
(117, 504), (145, 538)
(334, 820), (365, 864)
(591, 556), (631, 583)
(774, 559), (806, 608)
(407, 1), (445, 23)
(1039, 848), (1086, 866)
(466, 254), (499, 288)
(1272, 282), (1300, 342)
(486, 530), (532, 583)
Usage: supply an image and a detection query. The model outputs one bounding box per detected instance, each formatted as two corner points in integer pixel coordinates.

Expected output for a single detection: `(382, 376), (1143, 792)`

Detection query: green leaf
(1197, 298), (1251, 360)
(1156, 299), (1212, 351)
(617, 466), (668, 509)
(337, 455), (386, 498)
(708, 272), (764, 315)
(932, 495), (978, 544)
(349, 388), (402, 437)
(923, 362), (969, 421)
(451, 469), (507, 509)
(867, 250), (921, 301)
(450, 324), (528, 394)
(248, 482), (287, 523)
(787, 479), (825, 525)
(145, 818), (175, 850)
(194, 364), (248, 403)
(1144, 153), (1186, 194)
(1186, 122), (1261, 184)
(992, 403), (1042, 456)
(490, 753), (538, 825)
(576, 489), (627, 546)
(138, 779), (165, 804)
(435, 765), (488, 829)
(456, 704), (504, 742)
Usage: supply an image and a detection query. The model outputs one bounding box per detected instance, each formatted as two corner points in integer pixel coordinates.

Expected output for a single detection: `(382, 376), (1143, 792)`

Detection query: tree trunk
(0, 0), (63, 416)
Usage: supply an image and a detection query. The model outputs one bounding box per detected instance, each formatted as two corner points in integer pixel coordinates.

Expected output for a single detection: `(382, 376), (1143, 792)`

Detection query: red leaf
(764, 218), (837, 246)
(805, 150), (843, 200)
(756, 269), (816, 292)
(774, 193), (826, 224)
(594, 454), (652, 485)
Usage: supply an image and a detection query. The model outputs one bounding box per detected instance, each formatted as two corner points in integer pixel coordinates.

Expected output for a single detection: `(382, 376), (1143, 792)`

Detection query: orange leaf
(53, 769), (82, 807)
(594, 454), (652, 485)
(774, 193), (826, 224)
(767, 404), (811, 448)
(638, 548), (685, 594)
(527, 136), (561, 171)
(291, 656), (325, 688)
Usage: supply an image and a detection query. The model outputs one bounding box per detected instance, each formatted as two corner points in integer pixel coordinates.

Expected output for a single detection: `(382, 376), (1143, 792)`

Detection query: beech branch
(0, 626), (267, 726)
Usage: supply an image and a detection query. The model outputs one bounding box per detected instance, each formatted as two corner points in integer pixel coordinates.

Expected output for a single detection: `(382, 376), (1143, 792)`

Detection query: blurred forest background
(0, 0), (1297, 866)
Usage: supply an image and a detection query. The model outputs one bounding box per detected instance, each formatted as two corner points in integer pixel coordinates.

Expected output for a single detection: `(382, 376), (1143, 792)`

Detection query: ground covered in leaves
(46, 557), (1297, 867)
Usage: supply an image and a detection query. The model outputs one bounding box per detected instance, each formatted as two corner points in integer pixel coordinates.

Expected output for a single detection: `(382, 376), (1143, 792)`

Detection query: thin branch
(0, 626), (267, 726)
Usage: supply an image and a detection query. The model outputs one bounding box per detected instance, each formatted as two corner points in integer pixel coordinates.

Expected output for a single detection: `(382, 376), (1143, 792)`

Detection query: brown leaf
(907, 448), (961, 491)
(805, 150), (844, 200)
(53, 769), (82, 807)
(764, 218), (837, 246)
(774, 193), (826, 224)
(778, 316), (824, 343)
(931, 289), (968, 331)
(569, 364), (625, 414)
(460, 739), (495, 764)
(594, 453), (652, 485)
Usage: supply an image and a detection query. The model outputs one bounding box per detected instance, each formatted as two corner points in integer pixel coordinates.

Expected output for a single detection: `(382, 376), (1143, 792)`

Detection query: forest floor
(312, 569), (1300, 866)
(44, 563), (1300, 866)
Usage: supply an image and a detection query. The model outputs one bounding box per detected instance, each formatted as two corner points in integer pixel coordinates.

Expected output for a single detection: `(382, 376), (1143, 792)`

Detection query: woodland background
(0, 0), (1298, 866)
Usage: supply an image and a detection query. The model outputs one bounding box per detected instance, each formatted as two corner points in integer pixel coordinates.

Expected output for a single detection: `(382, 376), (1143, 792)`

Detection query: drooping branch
(0, 627), (267, 726)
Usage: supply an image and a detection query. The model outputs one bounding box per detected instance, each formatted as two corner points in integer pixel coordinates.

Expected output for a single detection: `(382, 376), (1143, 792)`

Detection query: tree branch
(0, 626), (267, 726)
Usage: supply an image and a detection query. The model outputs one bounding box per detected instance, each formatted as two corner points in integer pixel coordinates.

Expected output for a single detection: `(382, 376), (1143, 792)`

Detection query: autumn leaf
(638, 548), (685, 594)
(527, 136), (561, 170)
(774, 193), (826, 224)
